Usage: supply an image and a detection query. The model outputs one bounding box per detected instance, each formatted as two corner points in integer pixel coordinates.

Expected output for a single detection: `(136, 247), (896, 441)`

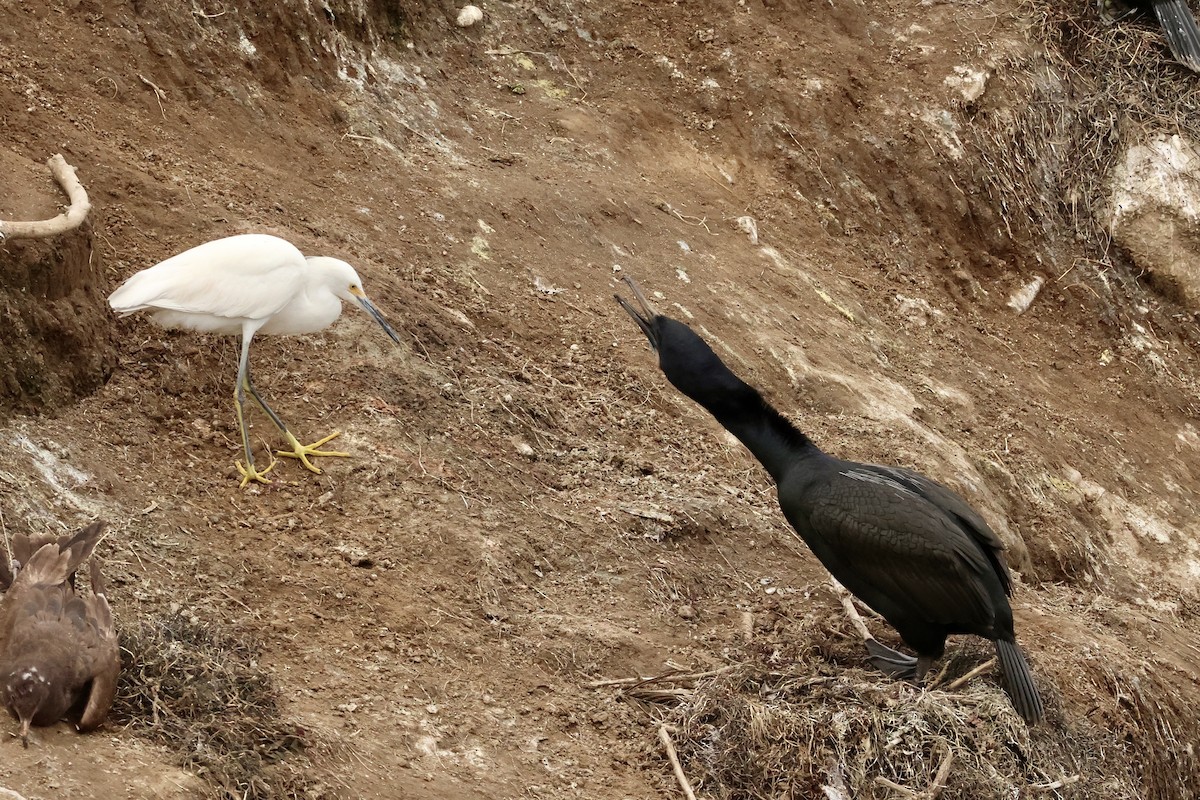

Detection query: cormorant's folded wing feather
(804, 469), (999, 628)
(1152, 0), (1200, 72)
(857, 464), (1012, 593)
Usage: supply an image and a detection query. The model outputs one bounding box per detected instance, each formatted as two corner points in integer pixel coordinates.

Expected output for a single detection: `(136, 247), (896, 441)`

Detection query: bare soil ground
(2, 0), (1200, 798)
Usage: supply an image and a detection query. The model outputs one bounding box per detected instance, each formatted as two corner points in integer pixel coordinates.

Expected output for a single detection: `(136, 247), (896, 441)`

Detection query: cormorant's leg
(865, 638), (919, 679)
(830, 577), (920, 678)
(233, 333), (275, 488)
(914, 655), (936, 683)
(241, 364), (349, 474)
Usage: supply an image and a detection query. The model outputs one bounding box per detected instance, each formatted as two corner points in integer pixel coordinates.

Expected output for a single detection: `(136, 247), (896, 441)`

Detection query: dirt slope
(2, 0), (1199, 798)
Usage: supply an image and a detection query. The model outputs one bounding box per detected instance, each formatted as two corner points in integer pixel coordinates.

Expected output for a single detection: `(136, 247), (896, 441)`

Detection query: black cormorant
(1102, 0), (1200, 72)
(615, 278), (1044, 723)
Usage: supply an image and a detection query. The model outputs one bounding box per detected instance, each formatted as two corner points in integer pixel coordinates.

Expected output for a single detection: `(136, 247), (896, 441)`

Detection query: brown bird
(0, 521), (120, 746)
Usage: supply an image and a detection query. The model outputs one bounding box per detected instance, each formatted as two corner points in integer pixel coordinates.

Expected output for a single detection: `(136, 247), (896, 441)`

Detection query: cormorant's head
(615, 277), (747, 404)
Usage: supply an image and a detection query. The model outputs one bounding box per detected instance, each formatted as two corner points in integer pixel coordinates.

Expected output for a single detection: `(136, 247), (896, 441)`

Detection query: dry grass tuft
(613, 602), (1200, 800)
(972, 1), (1200, 253)
(646, 628), (1058, 800)
(671, 672), (1022, 799)
(113, 613), (331, 800)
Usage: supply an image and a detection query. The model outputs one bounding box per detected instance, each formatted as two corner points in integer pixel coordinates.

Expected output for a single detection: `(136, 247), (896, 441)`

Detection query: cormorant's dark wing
(857, 464), (1012, 594)
(801, 467), (1001, 628)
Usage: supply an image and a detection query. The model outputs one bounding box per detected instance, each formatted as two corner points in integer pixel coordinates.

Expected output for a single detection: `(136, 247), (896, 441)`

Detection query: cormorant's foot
(276, 431), (349, 474)
(865, 638), (919, 679)
(236, 458), (276, 488)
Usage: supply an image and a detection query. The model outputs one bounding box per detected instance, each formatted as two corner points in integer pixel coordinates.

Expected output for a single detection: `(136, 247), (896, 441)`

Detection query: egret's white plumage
(109, 233), (401, 487)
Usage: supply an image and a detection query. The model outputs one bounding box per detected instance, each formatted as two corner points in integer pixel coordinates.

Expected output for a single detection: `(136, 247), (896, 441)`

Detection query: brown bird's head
(4, 666), (51, 747)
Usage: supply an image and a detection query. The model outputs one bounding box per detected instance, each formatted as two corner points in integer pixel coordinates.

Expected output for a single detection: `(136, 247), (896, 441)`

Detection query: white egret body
(109, 233), (401, 487)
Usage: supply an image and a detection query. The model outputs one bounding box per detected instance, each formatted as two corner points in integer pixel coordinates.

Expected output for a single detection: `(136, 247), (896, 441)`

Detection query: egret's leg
(233, 333), (275, 488)
(242, 365), (349, 475)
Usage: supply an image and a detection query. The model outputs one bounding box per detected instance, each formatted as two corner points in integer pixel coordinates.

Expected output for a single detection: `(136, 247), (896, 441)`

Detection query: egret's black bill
(358, 296), (402, 344)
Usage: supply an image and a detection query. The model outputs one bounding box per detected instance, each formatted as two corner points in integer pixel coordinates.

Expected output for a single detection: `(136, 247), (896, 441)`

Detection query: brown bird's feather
(0, 521), (120, 745)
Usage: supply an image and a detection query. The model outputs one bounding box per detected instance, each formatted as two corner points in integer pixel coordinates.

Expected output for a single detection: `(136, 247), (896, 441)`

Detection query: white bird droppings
(735, 215), (759, 245)
(534, 276), (564, 295)
(457, 5), (483, 27)
(1006, 275), (1045, 315)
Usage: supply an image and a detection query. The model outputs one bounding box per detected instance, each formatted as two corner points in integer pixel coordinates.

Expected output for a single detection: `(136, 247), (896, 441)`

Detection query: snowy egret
(109, 233), (401, 487)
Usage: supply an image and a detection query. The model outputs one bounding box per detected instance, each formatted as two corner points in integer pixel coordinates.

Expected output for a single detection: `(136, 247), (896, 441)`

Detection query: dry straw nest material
(669, 670), (1029, 799)
(620, 601), (1200, 800)
(637, 627), (1075, 800)
(972, 1), (1200, 248)
(113, 613), (329, 800)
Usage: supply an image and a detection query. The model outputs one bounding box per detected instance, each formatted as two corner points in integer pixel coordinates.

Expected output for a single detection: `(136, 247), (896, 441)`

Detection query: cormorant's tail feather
(995, 638), (1044, 723)
(1153, 0), (1200, 72)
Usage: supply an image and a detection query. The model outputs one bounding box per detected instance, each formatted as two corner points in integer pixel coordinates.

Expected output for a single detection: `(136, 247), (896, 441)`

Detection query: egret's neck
(258, 285), (343, 336)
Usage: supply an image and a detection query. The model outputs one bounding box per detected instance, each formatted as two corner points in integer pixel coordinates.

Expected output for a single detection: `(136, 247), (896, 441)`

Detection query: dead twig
(874, 746), (953, 799)
(631, 687), (693, 702)
(94, 75), (119, 98)
(739, 609), (754, 642)
(585, 664), (736, 689)
(941, 658), (997, 693)
(830, 576), (873, 643)
(620, 505), (676, 524)
(485, 47), (548, 57)
(138, 74), (167, 118)
(0, 154), (91, 239)
(652, 199), (716, 234)
(1030, 775), (1082, 792)
(658, 725), (698, 800)
(928, 747), (954, 799)
(875, 776), (920, 798)
(191, 1), (227, 18)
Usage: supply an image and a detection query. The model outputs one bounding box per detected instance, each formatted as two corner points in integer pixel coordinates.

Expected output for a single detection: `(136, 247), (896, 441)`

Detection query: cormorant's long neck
(683, 371), (820, 485)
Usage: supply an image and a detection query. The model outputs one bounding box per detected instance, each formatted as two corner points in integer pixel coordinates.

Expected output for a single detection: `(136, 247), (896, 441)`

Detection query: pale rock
(1109, 134), (1200, 310)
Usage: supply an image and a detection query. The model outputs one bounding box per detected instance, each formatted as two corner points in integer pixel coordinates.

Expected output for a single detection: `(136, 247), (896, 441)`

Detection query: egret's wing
(109, 234), (305, 321)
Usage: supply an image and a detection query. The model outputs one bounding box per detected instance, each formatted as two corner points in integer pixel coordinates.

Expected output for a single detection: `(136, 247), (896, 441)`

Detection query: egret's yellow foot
(276, 431), (349, 474)
(236, 457), (276, 488)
